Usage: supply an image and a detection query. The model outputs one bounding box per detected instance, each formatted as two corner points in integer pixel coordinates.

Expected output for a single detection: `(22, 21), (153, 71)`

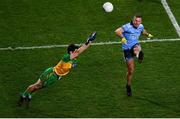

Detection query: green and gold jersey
(54, 54), (77, 76)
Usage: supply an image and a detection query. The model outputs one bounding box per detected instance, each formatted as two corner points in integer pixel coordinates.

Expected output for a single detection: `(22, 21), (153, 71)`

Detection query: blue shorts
(123, 44), (139, 61)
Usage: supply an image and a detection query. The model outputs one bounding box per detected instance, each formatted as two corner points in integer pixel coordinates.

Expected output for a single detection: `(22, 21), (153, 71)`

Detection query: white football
(103, 2), (113, 12)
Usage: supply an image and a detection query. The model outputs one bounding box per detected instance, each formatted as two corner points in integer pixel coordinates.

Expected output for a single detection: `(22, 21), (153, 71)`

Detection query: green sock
(22, 92), (32, 98)
(27, 93), (32, 99)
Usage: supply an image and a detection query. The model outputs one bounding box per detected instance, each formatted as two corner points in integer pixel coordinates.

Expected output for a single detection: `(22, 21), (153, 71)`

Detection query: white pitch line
(0, 38), (180, 51)
(161, 0), (180, 37)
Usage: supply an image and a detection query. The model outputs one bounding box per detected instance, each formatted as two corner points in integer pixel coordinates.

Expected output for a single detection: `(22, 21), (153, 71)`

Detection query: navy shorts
(123, 44), (139, 61)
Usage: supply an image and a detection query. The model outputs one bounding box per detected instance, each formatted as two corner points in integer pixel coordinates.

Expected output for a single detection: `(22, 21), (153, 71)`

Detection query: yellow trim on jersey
(54, 60), (72, 76)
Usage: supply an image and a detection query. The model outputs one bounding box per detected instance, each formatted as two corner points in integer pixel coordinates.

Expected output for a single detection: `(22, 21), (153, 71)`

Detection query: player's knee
(128, 68), (134, 75)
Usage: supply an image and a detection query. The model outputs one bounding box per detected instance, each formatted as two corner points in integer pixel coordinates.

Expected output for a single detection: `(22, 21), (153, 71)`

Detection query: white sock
(136, 52), (139, 58)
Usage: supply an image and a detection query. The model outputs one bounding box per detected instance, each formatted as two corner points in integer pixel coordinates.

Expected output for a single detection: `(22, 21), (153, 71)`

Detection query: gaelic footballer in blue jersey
(115, 14), (153, 96)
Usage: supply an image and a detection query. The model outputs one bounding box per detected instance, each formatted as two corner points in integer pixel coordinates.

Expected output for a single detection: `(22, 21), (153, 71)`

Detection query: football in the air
(103, 2), (113, 12)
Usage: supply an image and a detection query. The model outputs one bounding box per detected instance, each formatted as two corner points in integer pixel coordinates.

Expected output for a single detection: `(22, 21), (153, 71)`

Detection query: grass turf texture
(0, 0), (180, 117)
(0, 0), (178, 48)
(167, 0), (180, 25)
(1, 42), (180, 117)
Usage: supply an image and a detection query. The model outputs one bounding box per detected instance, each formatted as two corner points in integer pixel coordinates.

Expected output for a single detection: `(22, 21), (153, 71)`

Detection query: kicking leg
(133, 45), (144, 63)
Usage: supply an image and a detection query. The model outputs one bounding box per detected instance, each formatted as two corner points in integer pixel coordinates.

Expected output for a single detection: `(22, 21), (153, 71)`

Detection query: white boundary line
(0, 38), (180, 51)
(161, 0), (180, 37)
(0, 1), (180, 51)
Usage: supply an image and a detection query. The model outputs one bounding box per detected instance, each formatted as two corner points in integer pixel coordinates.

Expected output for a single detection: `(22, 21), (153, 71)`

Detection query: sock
(135, 50), (140, 58)
(27, 93), (32, 99)
(22, 92), (32, 99)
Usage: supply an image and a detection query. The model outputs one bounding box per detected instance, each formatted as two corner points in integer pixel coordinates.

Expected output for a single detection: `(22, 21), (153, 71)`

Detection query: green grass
(0, 0), (178, 48)
(167, 0), (180, 25)
(0, 42), (180, 117)
(0, 0), (180, 117)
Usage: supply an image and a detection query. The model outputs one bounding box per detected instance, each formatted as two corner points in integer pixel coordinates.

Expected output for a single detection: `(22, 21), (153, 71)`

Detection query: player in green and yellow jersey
(18, 32), (97, 108)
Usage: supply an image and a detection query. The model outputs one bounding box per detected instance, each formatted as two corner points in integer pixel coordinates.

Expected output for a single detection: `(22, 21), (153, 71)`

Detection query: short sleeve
(140, 24), (144, 31)
(122, 23), (129, 32)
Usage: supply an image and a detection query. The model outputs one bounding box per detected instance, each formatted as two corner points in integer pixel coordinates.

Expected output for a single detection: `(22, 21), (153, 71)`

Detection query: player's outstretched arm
(78, 31), (96, 54)
(70, 32), (97, 59)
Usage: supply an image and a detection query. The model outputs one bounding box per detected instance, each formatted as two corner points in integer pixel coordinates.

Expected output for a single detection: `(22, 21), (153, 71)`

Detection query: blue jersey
(121, 22), (144, 50)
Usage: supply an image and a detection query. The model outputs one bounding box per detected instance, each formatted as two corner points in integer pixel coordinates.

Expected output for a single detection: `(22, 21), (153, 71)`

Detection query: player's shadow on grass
(14, 99), (77, 118)
(15, 105), (78, 118)
(135, 96), (179, 113)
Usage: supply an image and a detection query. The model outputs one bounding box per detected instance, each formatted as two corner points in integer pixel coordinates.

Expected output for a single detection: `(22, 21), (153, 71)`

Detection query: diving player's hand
(87, 32), (97, 42)
(121, 37), (127, 44)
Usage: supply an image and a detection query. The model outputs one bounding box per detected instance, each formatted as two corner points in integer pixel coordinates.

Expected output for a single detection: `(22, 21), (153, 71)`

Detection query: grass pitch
(0, 0), (180, 117)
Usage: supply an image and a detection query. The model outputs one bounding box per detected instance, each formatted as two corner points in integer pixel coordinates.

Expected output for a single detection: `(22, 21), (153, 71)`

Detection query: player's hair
(133, 13), (142, 19)
(67, 44), (79, 54)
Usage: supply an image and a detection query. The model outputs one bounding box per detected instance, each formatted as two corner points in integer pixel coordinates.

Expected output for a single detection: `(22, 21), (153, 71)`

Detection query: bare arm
(115, 27), (127, 43)
(70, 42), (91, 59)
(77, 43), (91, 54)
(115, 27), (124, 38)
(142, 29), (149, 36)
(70, 32), (96, 59)
(142, 29), (153, 38)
